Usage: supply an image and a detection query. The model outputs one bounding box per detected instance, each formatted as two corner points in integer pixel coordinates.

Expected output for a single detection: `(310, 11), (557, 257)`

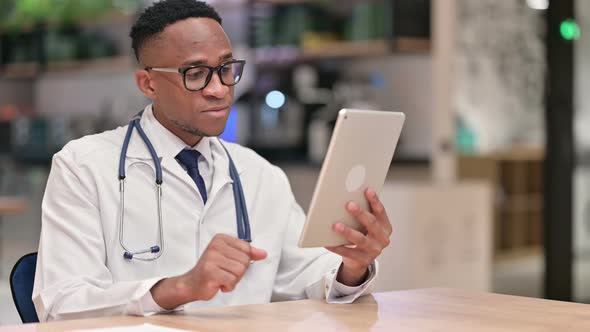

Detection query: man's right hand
(150, 234), (267, 310)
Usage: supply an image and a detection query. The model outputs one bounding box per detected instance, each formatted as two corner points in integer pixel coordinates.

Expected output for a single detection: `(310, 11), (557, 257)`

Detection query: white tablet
(298, 109), (405, 248)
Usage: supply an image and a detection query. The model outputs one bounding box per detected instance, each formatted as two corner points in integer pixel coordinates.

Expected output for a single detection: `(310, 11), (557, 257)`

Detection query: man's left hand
(326, 188), (392, 286)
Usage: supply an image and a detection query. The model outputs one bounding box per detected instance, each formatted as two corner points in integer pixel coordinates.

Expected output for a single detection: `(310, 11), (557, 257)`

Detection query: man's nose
(202, 71), (228, 98)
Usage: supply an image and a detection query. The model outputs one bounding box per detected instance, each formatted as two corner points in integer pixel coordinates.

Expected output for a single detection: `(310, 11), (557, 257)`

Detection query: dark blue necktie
(176, 149), (208, 204)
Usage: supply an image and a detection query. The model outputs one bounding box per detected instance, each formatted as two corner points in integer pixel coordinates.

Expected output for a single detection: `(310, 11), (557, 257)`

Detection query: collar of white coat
(123, 104), (245, 175)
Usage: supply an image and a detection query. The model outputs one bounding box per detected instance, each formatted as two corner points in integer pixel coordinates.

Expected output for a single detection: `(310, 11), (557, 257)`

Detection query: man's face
(139, 18), (234, 143)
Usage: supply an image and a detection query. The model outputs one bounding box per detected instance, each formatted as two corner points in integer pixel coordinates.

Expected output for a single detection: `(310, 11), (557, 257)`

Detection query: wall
(36, 70), (145, 117)
(454, 0), (546, 153)
(574, 0), (590, 302)
(575, 0), (590, 152)
(0, 80), (34, 107)
(346, 54), (433, 160)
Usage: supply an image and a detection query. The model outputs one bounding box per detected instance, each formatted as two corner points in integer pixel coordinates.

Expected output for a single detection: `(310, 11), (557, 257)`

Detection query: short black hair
(130, 0), (222, 61)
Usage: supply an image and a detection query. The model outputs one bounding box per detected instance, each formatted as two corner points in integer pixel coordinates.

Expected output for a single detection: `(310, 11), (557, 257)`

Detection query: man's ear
(135, 69), (156, 99)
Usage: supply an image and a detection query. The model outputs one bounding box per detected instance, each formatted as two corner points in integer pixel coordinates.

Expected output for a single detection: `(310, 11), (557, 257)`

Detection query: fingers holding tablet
(364, 188), (393, 239)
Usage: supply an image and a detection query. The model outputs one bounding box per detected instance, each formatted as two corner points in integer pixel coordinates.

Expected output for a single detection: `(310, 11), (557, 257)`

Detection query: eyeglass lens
(184, 61), (244, 91)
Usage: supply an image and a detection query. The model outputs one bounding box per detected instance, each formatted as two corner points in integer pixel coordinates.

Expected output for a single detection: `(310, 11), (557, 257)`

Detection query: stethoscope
(117, 110), (251, 261)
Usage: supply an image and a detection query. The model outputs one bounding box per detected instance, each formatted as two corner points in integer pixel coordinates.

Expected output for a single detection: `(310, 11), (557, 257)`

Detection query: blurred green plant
(0, 0), (140, 32)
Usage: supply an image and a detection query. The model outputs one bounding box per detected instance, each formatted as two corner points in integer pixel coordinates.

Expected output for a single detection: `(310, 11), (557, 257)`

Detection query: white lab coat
(33, 106), (374, 322)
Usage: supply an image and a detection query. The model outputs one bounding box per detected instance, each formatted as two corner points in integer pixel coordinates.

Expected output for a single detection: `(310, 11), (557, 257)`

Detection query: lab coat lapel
(124, 110), (161, 161)
(205, 140), (234, 212)
(122, 125), (152, 161)
(201, 139), (250, 219)
(122, 112), (197, 194)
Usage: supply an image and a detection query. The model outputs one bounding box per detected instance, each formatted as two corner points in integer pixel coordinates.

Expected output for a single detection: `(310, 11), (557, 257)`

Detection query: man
(33, 0), (393, 321)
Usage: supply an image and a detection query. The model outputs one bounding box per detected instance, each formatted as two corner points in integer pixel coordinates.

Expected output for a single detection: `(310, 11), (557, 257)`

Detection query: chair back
(9, 252), (39, 323)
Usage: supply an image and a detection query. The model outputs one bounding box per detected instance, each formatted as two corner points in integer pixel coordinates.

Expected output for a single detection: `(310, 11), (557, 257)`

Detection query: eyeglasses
(145, 59), (246, 92)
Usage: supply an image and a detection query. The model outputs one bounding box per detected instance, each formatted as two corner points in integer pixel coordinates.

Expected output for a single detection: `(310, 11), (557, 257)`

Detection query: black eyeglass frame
(144, 59), (246, 92)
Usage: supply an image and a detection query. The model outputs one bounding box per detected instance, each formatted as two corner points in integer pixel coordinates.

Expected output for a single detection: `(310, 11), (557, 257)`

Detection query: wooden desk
(2, 288), (590, 331)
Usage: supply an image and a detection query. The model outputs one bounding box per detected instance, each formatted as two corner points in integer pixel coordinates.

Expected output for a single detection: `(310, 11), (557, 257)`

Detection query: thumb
(249, 246), (267, 261)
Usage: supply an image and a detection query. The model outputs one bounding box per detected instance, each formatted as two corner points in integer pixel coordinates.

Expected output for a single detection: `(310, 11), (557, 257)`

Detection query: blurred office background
(0, 0), (586, 325)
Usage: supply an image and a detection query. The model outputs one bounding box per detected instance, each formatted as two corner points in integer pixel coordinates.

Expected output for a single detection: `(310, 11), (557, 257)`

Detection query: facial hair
(171, 118), (224, 137)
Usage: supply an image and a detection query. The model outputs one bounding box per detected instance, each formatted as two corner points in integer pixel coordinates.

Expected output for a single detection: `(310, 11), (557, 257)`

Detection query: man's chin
(189, 127), (225, 138)
(202, 125), (226, 137)
(173, 119), (226, 138)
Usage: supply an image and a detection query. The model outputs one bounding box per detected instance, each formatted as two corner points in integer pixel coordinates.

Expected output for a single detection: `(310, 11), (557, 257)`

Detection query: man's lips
(203, 106), (229, 112)
(202, 107), (230, 118)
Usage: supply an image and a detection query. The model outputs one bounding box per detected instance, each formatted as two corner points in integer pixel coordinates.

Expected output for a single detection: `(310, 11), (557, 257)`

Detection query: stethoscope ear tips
(123, 252), (133, 260)
(150, 246), (161, 253)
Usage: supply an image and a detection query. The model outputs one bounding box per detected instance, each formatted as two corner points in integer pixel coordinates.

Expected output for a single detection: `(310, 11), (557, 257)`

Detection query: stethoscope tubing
(117, 110), (250, 261)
